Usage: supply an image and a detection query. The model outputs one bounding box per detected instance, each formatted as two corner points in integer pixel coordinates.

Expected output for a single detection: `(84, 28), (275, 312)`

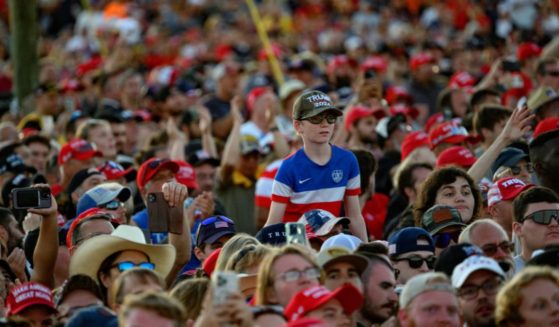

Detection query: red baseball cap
(487, 177), (533, 207)
(327, 55), (357, 75)
(385, 86), (412, 105)
(5, 282), (57, 317)
(424, 113), (445, 133)
(58, 139), (103, 165)
(530, 117), (559, 148)
(66, 208), (112, 251)
(97, 160), (134, 181)
(136, 158), (180, 191)
(202, 247), (221, 277)
(246, 87), (272, 113)
(344, 105), (386, 131)
(436, 146), (476, 169)
(517, 42), (541, 61)
(284, 284), (363, 322)
(361, 56), (388, 73)
(389, 104), (419, 120)
(410, 52), (434, 71)
(429, 120), (473, 149)
(401, 131), (430, 160)
(449, 71), (476, 90)
(175, 160), (198, 190)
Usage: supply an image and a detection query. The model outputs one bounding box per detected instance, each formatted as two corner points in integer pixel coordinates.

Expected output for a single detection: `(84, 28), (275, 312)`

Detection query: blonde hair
(76, 118), (111, 141)
(224, 244), (273, 273)
(496, 266), (559, 326)
(119, 292), (186, 327)
(169, 278), (209, 321)
(214, 233), (259, 272)
(254, 244), (321, 305)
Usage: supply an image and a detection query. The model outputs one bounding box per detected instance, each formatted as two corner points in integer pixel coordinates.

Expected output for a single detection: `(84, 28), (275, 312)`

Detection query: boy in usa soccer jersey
(265, 90), (368, 241)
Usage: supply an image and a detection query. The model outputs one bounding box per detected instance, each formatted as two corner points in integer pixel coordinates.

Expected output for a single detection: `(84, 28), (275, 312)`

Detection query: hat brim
(315, 217), (350, 236)
(530, 130), (559, 148)
(73, 150), (103, 161)
(298, 107), (343, 120)
(69, 234), (175, 280)
(198, 230), (235, 247)
(501, 183), (534, 201)
(453, 265), (505, 288)
(10, 301), (58, 316)
(322, 254), (369, 275)
(428, 221), (466, 236)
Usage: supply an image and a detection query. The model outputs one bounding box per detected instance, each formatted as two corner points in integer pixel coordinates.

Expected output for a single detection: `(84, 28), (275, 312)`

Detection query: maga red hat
(136, 158), (180, 191)
(410, 52), (434, 71)
(5, 282), (57, 317)
(284, 284), (363, 322)
(175, 160), (198, 190)
(386, 86), (412, 105)
(530, 117), (559, 148)
(429, 120), (474, 149)
(487, 177), (533, 207)
(58, 139), (102, 165)
(344, 105), (386, 131)
(436, 146), (476, 169)
(517, 42), (541, 61)
(401, 131), (430, 160)
(361, 56), (388, 73)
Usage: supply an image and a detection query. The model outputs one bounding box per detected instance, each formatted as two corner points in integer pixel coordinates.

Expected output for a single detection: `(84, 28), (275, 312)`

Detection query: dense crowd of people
(2, 0), (559, 326)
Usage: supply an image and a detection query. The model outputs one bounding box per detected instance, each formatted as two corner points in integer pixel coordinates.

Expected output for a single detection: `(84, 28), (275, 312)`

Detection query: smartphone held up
(11, 187), (51, 210)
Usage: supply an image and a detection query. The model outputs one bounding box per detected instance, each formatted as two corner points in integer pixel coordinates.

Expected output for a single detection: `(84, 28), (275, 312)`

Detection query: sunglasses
(481, 241), (514, 256)
(546, 71), (559, 77)
(112, 261), (155, 272)
(305, 114), (338, 124)
(394, 255), (436, 269)
(201, 216), (234, 226)
(433, 230), (461, 248)
(100, 199), (123, 210)
(522, 210), (559, 225)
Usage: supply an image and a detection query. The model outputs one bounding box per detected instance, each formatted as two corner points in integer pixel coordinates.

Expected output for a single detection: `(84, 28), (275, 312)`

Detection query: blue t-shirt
(132, 209), (167, 244)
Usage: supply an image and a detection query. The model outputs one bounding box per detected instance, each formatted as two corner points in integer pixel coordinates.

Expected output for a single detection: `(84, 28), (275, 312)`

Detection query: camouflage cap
(292, 90), (343, 120)
(527, 86), (559, 114)
(421, 205), (466, 235)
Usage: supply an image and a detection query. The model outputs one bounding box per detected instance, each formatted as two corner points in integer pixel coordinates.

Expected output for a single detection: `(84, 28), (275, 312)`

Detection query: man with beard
(452, 255), (506, 327)
(459, 219), (516, 277)
(358, 254), (398, 326)
(530, 117), (559, 196)
(344, 104), (385, 154)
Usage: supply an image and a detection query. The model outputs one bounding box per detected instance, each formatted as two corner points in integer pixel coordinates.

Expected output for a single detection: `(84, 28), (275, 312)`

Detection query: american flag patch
(214, 221), (228, 228)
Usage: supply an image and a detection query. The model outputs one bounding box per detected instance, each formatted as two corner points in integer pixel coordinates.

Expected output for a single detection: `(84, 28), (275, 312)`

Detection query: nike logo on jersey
(298, 178), (312, 184)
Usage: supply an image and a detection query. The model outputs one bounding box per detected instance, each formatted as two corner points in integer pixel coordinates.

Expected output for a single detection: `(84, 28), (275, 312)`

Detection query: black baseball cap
(188, 150), (220, 168)
(434, 243), (483, 277)
(195, 216), (236, 247)
(255, 223), (286, 246)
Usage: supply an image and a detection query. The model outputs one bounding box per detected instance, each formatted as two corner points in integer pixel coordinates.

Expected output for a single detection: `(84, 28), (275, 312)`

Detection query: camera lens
(148, 194), (155, 202)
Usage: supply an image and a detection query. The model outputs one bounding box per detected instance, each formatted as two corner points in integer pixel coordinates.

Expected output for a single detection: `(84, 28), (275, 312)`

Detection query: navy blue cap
(195, 216), (236, 247)
(491, 147), (529, 175)
(388, 227), (435, 257)
(434, 243), (483, 277)
(256, 223), (286, 246)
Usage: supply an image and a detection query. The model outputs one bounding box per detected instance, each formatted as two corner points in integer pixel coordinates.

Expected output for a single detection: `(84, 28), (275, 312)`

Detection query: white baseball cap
(451, 255), (505, 288)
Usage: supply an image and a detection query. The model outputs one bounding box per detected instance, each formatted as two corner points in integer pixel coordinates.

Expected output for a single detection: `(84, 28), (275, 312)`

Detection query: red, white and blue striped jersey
(271, 145), (361, 222)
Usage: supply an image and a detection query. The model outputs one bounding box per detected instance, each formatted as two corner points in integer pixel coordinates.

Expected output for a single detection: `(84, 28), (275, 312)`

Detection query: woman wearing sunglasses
(255, 244), (322, 307)
(414, 166), (482, 227)
(69, 225), (175, 304)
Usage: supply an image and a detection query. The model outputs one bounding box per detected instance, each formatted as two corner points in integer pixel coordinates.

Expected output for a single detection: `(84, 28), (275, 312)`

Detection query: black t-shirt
(203, 95), (230, 121)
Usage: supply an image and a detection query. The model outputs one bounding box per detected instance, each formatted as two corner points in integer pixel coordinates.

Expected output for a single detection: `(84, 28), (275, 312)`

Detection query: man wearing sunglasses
(76, 182), (132, 225)
(388, 227), (436, 286)
(512, 187), (559, 271)
(459, 219), (516, 277)
(452, 255), (505, 327)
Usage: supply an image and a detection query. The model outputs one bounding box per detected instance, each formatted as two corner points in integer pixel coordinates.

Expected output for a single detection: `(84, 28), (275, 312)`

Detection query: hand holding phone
(11, 187), (52, 210)
(212, 272), (239, 306)
(285, 223), (309, 247)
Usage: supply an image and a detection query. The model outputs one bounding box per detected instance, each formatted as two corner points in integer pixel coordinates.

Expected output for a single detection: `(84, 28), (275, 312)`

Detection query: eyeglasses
(276, 267), (321, 283)
(458, 278), (502, 300)
(522, 210), (559, 225)
(509, 163), (534, 175)
(111, 261), (155, 272)
(393, 255), (436, 269)
(433, 230), (461, 248)
(100, 199), (123, 210)
(305, 114), (338, 124)
(481, 241), (514, 256)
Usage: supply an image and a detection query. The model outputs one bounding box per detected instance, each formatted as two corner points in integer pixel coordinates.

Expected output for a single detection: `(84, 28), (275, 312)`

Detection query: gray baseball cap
(292, 90), (342, 120)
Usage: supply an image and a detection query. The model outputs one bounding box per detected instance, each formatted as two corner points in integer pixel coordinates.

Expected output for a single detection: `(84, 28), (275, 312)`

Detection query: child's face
(294, 113), (337, 144)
